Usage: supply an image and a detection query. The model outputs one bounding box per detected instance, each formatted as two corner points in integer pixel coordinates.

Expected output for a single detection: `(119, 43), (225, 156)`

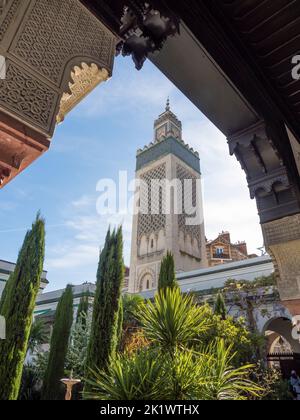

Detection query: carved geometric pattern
(263, 215), (300, 301)
(268, 243), (300, 301)
(57, 63), (109, 123)
(263, 214), (300, 247)
(0, 0), (20, 42)
(177, 164), (201, 245)
(0, 0), (6, 16)
(12, 0), (115, 85)
(0, 60), (56, 128)
(137, 164), (166, 241)
(0, 0), (115, 137)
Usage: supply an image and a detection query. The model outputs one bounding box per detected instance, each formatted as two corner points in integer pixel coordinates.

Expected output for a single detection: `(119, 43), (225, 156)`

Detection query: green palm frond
(139, 288), (209, 352)
(195, 340), (262, 400)
(84, 350), (164, 401)
(28, 319), (48, 354)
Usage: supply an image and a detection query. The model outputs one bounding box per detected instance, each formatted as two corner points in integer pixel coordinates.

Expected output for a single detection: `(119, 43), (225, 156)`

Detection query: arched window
(140, 273), (153, 292)
(151, 239), (154, 248)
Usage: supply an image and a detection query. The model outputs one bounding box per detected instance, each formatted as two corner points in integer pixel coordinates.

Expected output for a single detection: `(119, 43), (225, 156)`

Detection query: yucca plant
(84, 341), (261, 401)
(162, 348), (205, 400)
(27, 318), (48, 354)
(196, 340), (261, 400)
(139, 287), (208, 353)
(84, 350), (164, 400)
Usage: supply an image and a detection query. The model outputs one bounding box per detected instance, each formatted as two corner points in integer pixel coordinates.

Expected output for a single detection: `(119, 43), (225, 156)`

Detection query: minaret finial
(166, 97), (170, 111)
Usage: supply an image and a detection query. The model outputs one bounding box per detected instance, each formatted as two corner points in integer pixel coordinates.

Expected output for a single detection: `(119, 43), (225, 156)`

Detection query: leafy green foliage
(32, 351), (49, 383)
(85, 288), (261, 400)
(139, 288), (208, 352)
(214, 292), (227, 320)
(122, 294), (144, 327)
(66, 313), (91, 380)
(224, 273), (276, 292)
(193, 274), (277, 299)
(194, 341), (261, 400)
(195, 304), (265, 367)
(251, 366), (293, 400)
(221, 277), (272, 359)
(84, 350), (163, 400)
(85, 227), (124, 390)
(76, 293), (90, 325)
(158, 252), (178, 292)
(0, 214), (45, 400)
(120, 294), (144, 352)
(42, 285), (74, 400)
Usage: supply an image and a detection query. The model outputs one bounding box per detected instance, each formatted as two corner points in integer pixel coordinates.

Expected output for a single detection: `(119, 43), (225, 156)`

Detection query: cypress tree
(42, 285), (74, 400)
(85, 227), (124, 388)
(0, 214), (45, 400)
(116, 296), (124, 352)
(214, 292), (227, 320)
(158, 251), (178, 292)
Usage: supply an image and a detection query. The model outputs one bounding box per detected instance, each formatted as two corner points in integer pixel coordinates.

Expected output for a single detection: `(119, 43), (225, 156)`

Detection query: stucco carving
(137, 163), (167, 242)
(0, 61), (57, 130)
(138, 267), (156, 291)
(57, 63), (109, 124)
(0, 0), (116, 137)
(263, 214), (300, 247)
(0, 0), (7, 16)
(0, 0), (20, 42)
(177, 163), (201, 247)
(12, 0), (114, 84)
(263, 215), (300, 302)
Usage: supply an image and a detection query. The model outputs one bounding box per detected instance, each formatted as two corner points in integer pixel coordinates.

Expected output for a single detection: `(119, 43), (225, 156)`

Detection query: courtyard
(0, 0), (300, 404)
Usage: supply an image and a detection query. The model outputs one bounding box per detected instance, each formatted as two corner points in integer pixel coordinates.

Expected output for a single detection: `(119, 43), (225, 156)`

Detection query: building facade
(128, 101), (208, 293)
(206, 231), (256, 267)
(140, 255), (274, 299)
(0, 259), (48, 298)
(34, 256), (274, 315)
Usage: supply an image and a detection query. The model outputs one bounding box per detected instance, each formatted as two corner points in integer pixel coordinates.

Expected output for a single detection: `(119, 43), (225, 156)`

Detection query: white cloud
(47, 243), (99, 270)
(71, 195), (95, 209)
(45, 194), (134, 277)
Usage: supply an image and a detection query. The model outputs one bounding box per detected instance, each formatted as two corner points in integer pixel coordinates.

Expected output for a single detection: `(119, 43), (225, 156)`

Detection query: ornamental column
(228, 120), (300, 325)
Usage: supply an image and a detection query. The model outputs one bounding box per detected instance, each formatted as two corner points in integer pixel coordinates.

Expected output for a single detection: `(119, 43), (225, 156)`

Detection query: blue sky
(0, 57), (263, 291)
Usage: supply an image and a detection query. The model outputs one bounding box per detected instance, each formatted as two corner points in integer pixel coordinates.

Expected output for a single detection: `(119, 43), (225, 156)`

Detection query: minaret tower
(129, 100), (208, 293)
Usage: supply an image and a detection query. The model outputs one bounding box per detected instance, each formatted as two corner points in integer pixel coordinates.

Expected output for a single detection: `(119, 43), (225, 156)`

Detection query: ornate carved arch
(138, 267), (156, 292)
(0, 0), (116, 137)
(57, 62), (109, 124)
